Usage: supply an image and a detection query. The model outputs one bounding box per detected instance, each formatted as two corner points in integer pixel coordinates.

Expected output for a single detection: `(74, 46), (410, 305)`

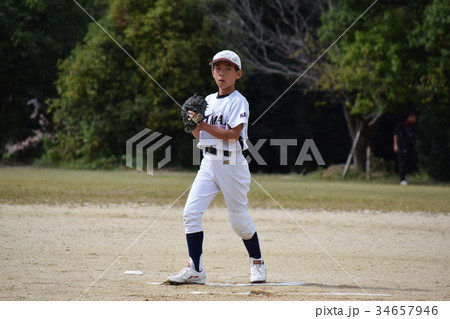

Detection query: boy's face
(211, 61), (242, 95)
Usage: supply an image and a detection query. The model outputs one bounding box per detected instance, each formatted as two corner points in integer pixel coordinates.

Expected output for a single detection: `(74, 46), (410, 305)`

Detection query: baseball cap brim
(209, 58), (240, 70)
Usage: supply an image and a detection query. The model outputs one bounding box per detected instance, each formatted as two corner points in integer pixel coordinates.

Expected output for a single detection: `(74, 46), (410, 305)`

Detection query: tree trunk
(341, 105), (370, 172)
(354, 128), (369, 171)
(342, 128), (360, 178)
(366, 145), (371, 180)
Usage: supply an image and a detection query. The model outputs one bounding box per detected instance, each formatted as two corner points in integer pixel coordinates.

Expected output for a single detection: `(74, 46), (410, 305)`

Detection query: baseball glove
(181, 93), (208, 133)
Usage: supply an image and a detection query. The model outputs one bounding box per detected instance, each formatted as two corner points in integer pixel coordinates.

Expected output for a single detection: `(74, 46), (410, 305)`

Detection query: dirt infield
(0, 204), (448, 301)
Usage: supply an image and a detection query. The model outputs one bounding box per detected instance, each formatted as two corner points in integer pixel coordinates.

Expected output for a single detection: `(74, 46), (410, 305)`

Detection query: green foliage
(48, 0), (218, 167)
(317, 3), (425, 115)
(412, 0), (450, 181)
(317, 0), (450, 180)
(413, 0), (450, 105)
(4, 0), (449, 180)
(0, 0), (107, 158)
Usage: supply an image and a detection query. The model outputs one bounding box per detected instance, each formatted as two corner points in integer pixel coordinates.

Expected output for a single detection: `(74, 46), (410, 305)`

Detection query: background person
(393, 110), (418, 185)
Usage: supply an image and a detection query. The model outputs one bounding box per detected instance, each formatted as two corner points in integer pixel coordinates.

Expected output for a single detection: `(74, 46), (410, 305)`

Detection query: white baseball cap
(209, 50), (241, 70)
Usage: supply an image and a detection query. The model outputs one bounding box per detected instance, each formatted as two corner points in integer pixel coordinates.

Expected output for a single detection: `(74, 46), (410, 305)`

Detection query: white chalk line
(145, 281), (391, 297)
(188, 291), (391, 297)
(207, 281), (306, 287)
(146, 281), (307, 287)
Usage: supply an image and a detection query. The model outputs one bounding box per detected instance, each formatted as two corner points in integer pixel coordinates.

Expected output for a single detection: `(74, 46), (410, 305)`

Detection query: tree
(0, 0), (107, 161)
(203, 0), (355, 172)
(316, 1), (427, 173)
(48, 0), (218, 167)
(205, 0), (422, 173)
(204, 0), (327, 80)
(412, 0), (450, 181)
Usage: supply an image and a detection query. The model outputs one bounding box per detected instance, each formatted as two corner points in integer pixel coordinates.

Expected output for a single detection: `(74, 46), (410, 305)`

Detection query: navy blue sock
(186, 231), (203, 272)
(242, 232), (262, 259)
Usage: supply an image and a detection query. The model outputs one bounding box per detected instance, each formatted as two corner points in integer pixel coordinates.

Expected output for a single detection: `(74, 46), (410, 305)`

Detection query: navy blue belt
(204, 147), (231, 157)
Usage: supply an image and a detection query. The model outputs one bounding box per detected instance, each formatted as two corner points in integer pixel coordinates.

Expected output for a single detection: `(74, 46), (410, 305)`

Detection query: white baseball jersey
(183, 90), (256, 240)
(197, 90), (249, 151)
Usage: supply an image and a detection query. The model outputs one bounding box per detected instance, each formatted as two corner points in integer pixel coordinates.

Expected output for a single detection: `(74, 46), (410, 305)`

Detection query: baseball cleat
(250, 257), (266, 283)
(166, 261), (206, 285)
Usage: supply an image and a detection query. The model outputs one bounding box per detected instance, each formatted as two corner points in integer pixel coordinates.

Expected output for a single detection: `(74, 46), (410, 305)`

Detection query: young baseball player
(167, 50), (266, 284)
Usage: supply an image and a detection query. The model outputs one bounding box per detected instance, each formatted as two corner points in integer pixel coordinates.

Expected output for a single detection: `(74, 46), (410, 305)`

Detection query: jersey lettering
(208, 115), (226, 126)
(198, 90), (249, 151)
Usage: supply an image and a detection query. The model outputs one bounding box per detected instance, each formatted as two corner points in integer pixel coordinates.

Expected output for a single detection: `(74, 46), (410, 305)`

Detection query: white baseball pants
(183, 152), (256, 240)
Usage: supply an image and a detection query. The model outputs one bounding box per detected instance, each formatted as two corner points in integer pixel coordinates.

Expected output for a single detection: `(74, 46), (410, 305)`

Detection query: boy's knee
(230, 218), (256, 240)
(183, 209), (203, 234)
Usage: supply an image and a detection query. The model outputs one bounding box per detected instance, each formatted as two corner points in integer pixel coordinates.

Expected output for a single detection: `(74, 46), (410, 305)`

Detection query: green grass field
(0, 167), (449, 213)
